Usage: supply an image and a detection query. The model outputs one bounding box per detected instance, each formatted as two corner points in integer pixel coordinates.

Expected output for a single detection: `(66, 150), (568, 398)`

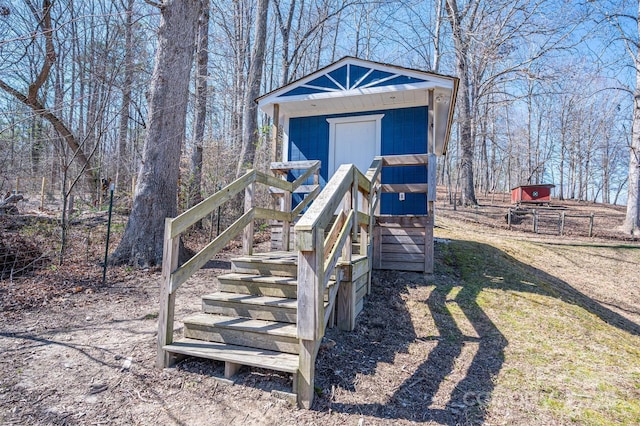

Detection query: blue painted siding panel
(370, 75), (426, 87)
(379, 106), (428, 215)
(288, 106), (429, 214)
(281, 86), (326, 97)
(358, 70), (395, 87)
(307, 75), (340, 90)
(349, 65), (370, 87)
(328, 67), (348, 88)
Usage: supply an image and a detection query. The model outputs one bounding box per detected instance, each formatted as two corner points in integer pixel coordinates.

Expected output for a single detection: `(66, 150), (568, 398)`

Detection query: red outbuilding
(511, 184), (555, 205)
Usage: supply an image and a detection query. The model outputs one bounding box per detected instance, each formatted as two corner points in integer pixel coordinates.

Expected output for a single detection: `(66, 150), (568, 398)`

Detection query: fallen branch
(1, 193), (23, 206)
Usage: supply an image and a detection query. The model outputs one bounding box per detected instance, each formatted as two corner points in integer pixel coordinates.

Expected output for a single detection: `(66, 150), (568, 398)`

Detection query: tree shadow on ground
(313, 239), (640, 424)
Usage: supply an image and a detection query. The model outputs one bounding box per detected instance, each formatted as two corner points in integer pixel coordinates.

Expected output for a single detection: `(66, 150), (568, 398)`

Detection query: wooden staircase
(158, 160), (388, 408)
(163, 252), (302, 385)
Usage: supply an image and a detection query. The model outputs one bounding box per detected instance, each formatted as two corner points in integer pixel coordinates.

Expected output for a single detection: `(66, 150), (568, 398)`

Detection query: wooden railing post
(342, 176), (353, 263)
(282, 189), (291, 251)
(360, 185), (370, 257)
(243, 181), (255, 255)
(296, 227), (324, 409)
(157, 218), (179, 368)
(425, 153), (437, 273)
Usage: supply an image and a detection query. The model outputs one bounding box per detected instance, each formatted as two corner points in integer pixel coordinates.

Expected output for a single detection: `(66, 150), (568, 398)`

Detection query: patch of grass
(431, 228), (640, 425)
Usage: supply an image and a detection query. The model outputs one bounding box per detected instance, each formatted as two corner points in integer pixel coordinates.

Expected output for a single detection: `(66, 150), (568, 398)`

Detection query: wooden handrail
(171, 170), (255, 238)
(381, 153), (428, 166)
(295, 165), (359, 238)
(295, 162), (376, 408)
(271, 159), (321, 173)
(256, 171), (293, 192)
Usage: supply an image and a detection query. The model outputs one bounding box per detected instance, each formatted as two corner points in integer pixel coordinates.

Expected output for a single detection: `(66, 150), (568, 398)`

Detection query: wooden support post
(271, 103), (280, 163)
(428, 89), (435, 154)
(337, 271), (356, 331)
(15, 176), (19, 194)
(282, 190), (291, 251)
(507, 208), (512, 228)
(368, 174), (379, 294)
(425, 215), (434, 274)
(557, 212), (562, 235)
(533, 209), (538, 233)
(225, 361), (241, 378)
(342, 174), (353, 263)
(372, 222), (382, 270)
(426, 153), (436, 273)
(40, 177), (45, 210)
(296, 227), (324, 409)
(243, 182), (255, 255)
(297, 227), (324, 341)
(360, 187), (369, 256)
(589, 213), (594, 237)
(297, 339), (316, 409)
(560, 211), (565, 236)
(157, 219), (179, 368)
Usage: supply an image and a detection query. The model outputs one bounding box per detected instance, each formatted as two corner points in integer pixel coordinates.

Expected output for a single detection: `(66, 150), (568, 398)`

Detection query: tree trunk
(116, 0), (135, 191)
(623, 79), (640, 233)
(189, 0), (209, 208)
(445, 0), (477, 206)
(236, 0), (270, 177)
(111, 0), (200, 267)
(0, 0), (98, 192)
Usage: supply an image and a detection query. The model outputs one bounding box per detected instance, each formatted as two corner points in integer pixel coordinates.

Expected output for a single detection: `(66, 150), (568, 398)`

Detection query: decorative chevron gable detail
(278, 63), (428, 98)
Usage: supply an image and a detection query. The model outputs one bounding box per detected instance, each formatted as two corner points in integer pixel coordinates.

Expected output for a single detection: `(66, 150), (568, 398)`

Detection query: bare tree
(116, 0), (135, 190)
(594, 0), (640, 233)
(189, 0), (210, 207)
(112, 0), (200, 267)
(623, 1), (640, 234)
(444, 0), (476, 205)
(236, 0), (270, 177)
(0, 0), (98, 191)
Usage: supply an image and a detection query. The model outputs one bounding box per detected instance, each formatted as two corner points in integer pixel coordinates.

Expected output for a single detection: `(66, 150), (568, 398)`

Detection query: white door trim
(327, 114), (384, 175)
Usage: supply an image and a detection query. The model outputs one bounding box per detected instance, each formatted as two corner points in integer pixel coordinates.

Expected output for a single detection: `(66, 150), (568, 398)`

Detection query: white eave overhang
(257, 57), (459, 155)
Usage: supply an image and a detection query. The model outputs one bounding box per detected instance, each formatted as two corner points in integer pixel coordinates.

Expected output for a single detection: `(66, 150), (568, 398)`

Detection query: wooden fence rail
(507, 208), (597, 237)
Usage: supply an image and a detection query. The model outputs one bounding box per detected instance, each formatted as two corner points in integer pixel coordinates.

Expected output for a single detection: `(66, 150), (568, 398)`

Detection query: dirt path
(1, 217), (639, 425)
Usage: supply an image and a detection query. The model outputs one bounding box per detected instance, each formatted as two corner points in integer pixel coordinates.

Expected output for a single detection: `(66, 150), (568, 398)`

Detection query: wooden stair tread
(184, 313), (298, 338)
(164, 338), (298, 373)
(203, 293), (297, 309)
(218, 273), (298, 285)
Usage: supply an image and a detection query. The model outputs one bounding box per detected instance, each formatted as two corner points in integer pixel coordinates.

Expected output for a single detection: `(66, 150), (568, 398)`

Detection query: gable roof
(257, 57), (459, 155)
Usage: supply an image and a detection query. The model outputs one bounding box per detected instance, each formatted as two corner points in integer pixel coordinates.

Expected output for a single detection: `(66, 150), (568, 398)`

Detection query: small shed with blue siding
(257, 57), (458, 272)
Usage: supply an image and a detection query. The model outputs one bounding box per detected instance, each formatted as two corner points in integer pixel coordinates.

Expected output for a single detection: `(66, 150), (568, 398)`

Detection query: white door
(327, 114), (384, 176)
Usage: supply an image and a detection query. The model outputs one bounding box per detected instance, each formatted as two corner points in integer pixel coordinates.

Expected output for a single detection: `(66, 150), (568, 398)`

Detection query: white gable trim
(258, 57), (456, 109)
